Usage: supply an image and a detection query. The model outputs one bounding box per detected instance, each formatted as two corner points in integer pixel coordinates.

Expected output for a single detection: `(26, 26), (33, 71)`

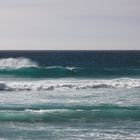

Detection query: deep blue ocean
(0, 51), (139, 140)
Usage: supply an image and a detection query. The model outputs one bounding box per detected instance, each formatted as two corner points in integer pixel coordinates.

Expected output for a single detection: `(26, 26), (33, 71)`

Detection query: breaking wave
(0, 57), (38, 69)
(0, 78), (140, 91)
(0, 57), (140, 78)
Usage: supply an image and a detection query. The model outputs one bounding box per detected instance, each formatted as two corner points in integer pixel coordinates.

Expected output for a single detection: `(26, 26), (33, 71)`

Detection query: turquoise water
(0, 51), (139, 139)
(0, 80), (139, 139)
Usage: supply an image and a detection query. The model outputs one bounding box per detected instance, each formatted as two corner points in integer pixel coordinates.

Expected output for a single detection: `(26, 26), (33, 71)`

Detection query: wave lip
(0, 57), (38, 69)
(0, 78), (140, 91)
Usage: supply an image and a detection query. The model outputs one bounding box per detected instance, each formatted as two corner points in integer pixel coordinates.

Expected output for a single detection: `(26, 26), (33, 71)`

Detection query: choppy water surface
(0, 51), (139, 139)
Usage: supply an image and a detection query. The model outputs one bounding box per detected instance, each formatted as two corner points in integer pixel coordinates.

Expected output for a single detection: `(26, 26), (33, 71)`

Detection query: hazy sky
(0, 0), (140, 50)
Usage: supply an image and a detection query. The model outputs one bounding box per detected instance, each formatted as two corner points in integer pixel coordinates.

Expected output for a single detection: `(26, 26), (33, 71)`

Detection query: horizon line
(0, 50), (139, 52)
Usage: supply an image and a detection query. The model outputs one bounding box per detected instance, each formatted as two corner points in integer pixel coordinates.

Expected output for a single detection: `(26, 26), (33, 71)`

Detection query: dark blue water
(0, 50), (140, 68)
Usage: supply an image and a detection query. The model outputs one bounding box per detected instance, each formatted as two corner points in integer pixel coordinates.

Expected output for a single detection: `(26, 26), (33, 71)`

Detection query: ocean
(0, 50), (139, 140)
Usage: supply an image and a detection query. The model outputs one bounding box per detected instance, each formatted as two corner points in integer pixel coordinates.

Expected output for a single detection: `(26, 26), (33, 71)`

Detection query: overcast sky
(0, 0), (140, 50)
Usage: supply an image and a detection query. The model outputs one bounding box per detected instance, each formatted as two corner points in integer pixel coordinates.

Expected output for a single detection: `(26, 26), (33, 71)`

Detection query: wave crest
(0, 57), (38, 69)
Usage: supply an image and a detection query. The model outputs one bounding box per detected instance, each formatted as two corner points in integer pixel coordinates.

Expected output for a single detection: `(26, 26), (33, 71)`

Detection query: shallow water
(0, 78), (139, 139)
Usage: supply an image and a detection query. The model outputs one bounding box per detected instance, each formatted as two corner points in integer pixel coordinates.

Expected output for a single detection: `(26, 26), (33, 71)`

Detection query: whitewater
(0, 51), (139, 140)
(1, 78), (140, 91)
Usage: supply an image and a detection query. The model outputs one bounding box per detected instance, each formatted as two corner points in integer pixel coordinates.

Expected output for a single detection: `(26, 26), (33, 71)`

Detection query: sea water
(0, 51), (139, 140)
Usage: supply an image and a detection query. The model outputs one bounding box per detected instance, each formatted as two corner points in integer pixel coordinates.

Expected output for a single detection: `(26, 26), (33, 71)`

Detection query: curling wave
(0, 78), (140, 91)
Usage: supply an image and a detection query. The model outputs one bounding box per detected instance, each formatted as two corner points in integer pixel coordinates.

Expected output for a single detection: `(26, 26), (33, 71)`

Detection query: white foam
(66, 67), (76, 71)
(25, 109), (70, 113)
(0, 78), (140, 91)
(0, 57), (38, 69)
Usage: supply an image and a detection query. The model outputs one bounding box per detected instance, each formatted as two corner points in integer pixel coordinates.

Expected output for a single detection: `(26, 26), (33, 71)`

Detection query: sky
(0, 0), (140, 50)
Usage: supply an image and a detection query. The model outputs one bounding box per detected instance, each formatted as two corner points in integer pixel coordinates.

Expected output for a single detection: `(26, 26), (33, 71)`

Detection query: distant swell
(0, 104), (139, 122)
(0, 78), (140, 91)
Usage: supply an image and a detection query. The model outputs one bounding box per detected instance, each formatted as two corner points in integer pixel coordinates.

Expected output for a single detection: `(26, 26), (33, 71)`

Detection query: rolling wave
(0, 78), (140, 91)
(0, 57), (140, 78)
(0, 104), (139, 111)
(0, 104), (139, 122)
(0, 66), (140, 78)
(0, 66), (77, 78)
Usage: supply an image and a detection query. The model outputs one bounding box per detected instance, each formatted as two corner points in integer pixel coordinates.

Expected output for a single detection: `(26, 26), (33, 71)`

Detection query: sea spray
(0, 57), (38, 69)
